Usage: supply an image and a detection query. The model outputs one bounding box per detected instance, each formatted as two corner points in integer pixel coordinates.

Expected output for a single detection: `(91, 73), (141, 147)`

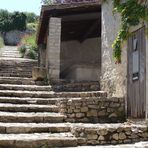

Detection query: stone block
(76, 113), (85, 118)
(118, 132), (126, 140)
(112, 133), (119, 140)
(81, 107), (89, 112)
(97, 129), (108, 136)
(32, 67), (47, 81)
(98, 110), (106, 116)
(87, 134), (98, 140)
(87, 110), (98, 117)
(98, 135), (105, 141)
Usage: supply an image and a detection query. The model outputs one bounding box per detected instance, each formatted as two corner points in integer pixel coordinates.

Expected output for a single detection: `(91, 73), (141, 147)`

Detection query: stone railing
(57, 97), (125, 123)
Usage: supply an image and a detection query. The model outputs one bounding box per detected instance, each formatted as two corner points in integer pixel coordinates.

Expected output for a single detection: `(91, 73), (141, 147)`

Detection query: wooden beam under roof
(61, 12), (100, 22)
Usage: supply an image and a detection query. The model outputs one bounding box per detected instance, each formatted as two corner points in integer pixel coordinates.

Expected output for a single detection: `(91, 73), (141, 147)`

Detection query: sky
(0, 0), (41, 15)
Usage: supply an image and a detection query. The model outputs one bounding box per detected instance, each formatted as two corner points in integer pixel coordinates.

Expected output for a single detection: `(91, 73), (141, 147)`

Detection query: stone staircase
(0, 51), (77, 147)
(0, 46), (21, 58)
(0, 58), (37, 78)
(0, 46), (147, 147)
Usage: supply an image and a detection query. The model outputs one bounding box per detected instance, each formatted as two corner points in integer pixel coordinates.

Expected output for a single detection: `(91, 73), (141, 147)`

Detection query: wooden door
(127, 27), (146, 118)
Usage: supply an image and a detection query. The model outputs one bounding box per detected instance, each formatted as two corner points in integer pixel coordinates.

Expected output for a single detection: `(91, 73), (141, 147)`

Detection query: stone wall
(72, 123), (148, 145)
(61, 38), (101, 81)
(58, 97), (125, 123)
(101, 0), (127, 97)
(1, 30), (33, 45)
(52, 81), (100, 92)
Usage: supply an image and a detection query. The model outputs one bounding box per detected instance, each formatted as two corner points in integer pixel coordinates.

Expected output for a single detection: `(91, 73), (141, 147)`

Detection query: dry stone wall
(0, 29), (33, 45)
(58, 97), (125, 123)
(52, 81), (100, 92)
(72, 123), (148, 146)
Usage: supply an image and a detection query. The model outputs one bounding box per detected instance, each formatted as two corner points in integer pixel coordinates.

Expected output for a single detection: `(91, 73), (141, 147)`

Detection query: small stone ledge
(57, 97), (125, 123)
(71, 123), (148, 146)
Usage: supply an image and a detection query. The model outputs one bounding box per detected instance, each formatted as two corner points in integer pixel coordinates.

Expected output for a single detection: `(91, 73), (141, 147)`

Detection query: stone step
(2, 51), (19, 53)
(0, 90), (107, 98)
(0, 65), (35, 68)
(0, 84), (52, 91)
(69, 142), (148, 148)
(1, 54), (21, 56)
(0, 68), (32, 74)
(1, 53), (20, 55)
(0, 64), (37, 68)
(0, 65), (36, 68)
(0, 97), (58, 105)
(0, 77), (46, 85)
(1, 55), (21, 57)
(0, 122), (71, 134)
(0, 132), (77, 148)
(0, 71), (32, 75)
(0, 58), (37, 63)
(0, 112), (66, 123)
(0, 72), (32, 77)
(0, 73), (32, 78)
(0, 103), (58, 112)
(0, 77), (35, 85)
(0, 65), (32, 72)
(0, 57), (37, 61)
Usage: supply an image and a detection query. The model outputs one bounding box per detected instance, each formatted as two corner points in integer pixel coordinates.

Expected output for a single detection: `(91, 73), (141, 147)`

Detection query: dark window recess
(133, 72), (139, 81)
(132, 37), (139, 81)
(133, 38), (138, 51)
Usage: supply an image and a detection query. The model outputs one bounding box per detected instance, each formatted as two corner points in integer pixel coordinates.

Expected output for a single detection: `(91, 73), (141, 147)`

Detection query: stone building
(36, 1), (148, 120)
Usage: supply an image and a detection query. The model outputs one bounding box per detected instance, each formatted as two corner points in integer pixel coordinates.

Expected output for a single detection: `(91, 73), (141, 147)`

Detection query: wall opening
(60, 12), (101, 82)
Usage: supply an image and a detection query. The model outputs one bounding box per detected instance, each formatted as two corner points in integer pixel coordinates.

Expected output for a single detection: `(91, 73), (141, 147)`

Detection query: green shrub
(18, 45), (26, 57)
(27, 23), (38, 32)
(25, 12), (39, 23)
(18, 34), (38, 59)
(27, 49), (37, 59)
(21, 34), (37, 47)
(0, 37), (4, 48)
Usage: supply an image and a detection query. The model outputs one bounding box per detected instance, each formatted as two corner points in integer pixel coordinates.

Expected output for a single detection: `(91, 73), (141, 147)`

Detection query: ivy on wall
(111, 0), (148, 63)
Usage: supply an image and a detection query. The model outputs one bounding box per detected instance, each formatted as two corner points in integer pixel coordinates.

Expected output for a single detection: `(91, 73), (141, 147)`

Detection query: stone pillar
(47, 17), (61, 81)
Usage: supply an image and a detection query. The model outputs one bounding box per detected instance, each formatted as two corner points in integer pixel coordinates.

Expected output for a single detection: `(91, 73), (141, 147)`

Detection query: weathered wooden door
(127, 27), (146, 118)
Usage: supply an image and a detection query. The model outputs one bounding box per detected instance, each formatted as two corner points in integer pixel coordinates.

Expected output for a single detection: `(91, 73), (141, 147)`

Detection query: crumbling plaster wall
(101, 0), (127, 97)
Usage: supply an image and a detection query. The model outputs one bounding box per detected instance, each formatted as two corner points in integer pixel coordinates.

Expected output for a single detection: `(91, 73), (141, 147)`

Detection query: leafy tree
(25, 12), (39, 23)
(0, 10), (10, 31)
(0, 9), (27, 32)
(11, 12), (27, 30)
(41, 0), (56, 4)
